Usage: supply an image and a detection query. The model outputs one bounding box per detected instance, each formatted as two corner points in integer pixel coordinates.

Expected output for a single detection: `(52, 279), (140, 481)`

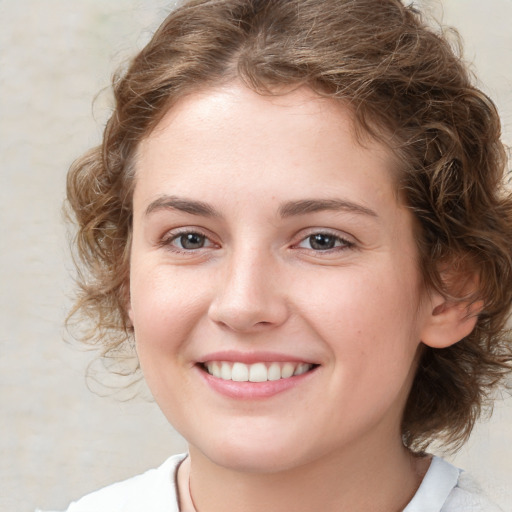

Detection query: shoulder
(404, 456), (503, 512)
(45, 453), (186, 512)
(442, 470), (504, 512)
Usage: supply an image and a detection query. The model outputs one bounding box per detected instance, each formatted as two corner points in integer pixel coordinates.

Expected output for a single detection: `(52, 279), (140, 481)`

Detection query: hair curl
(66, 0), (512, 452)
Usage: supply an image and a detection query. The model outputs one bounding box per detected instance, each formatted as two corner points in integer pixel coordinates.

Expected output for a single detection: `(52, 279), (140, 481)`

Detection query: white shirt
(403, 456), (502, 511)
(37, 454), (502, 512)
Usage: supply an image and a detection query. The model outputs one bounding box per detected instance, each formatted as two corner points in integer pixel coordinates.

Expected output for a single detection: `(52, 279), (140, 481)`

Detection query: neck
(179, 434), (429, 512)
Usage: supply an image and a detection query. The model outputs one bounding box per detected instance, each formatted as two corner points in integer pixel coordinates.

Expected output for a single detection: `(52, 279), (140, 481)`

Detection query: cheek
(300, 266), (420, 333)
(295, 263), (424, 376)
(129, 268), (208, 412)
(129, 265), (208, 356)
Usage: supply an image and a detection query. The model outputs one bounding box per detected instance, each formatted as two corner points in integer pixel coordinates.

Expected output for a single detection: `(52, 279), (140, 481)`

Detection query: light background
(0, 1), (511, 510)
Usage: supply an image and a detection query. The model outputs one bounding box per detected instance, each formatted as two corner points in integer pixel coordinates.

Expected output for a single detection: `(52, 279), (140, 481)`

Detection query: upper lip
(198, 350), (318, 365)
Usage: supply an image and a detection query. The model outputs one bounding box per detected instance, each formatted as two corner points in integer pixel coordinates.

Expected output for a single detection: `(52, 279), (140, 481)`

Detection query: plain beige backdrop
(1, 1), (511, 511)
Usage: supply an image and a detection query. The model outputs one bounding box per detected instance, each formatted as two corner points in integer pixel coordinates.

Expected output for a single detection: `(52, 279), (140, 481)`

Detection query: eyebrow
(145, 195), (222, 218)
(278, 199), (378, 218)
(145, 195), (378, 219)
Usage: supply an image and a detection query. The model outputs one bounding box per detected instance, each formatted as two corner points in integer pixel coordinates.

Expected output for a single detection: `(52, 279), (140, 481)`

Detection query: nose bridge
(208, 241), (288, 332)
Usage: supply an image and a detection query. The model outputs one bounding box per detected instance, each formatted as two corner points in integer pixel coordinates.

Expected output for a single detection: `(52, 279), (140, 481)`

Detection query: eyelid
(293, 228), (356, 251)
(157, 226), (356, 253)
(159, 226), (219, 251)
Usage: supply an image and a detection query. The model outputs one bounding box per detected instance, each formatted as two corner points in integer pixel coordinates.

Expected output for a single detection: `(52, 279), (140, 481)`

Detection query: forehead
(134, 82), (404, 221)
(138, 83), (398, 175)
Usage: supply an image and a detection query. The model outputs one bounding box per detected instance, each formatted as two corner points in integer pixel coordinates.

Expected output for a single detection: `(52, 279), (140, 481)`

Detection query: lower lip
(197, 366), (317, 399)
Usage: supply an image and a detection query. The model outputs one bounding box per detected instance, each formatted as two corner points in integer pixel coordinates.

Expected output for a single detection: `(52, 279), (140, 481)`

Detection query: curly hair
(66, 0), (512, 452)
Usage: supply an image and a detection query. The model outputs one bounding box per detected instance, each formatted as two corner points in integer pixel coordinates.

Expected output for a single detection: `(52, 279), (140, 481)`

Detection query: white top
(37, 454), (502, 512)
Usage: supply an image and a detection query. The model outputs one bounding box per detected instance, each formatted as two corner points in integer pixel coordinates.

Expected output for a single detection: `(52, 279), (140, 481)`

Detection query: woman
(46, 0), (512, 510)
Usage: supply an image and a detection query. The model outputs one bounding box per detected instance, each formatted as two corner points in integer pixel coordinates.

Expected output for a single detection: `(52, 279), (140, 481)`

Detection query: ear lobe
(420, 294), (483, 349)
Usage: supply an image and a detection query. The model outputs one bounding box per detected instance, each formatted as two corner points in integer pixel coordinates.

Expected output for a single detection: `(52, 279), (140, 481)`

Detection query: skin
(128, 83), (474, 511)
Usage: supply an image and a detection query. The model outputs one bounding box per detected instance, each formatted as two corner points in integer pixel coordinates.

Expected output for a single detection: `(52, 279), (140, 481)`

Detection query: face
(129, 83), (436, 473)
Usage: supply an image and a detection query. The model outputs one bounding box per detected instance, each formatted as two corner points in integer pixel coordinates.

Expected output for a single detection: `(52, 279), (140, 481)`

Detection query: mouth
(201, 361), (317, 382)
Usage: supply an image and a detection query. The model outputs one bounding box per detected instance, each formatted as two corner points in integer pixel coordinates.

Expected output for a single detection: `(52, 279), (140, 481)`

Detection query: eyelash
(160, 228), (354, 254)
(160, 229), (215, 253)
(295, 231), (354, 252)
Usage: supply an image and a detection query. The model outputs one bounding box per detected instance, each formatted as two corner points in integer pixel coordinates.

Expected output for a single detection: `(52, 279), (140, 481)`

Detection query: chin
(208, 449), (302, 474)
(190, 431), (320, 475)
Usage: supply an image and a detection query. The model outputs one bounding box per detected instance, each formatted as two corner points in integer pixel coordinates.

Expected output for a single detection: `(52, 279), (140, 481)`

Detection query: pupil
(181, 233), (204, 249)
(310, 234), (335, 250)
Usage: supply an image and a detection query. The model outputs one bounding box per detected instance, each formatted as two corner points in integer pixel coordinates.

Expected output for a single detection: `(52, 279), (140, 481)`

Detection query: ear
(420, 290), (483, 349)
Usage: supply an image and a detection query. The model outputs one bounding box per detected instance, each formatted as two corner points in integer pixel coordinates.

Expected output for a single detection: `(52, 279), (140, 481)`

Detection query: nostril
(207, 278), (290, 332)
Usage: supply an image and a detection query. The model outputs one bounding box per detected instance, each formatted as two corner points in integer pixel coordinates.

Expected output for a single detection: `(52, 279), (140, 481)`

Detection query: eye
(297, 232), (353, 251)
(165, 231), (215, 251)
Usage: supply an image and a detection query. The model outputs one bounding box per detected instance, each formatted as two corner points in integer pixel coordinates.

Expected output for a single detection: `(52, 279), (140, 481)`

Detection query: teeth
(204, 361), (313, 382)
(232, 362), (249, 382)
(211, 362), (221, 377)
(267, 362), (281, 381)
(281, 362), (295, 379)
(220, 362), (231, 380)
(293, 363), (310, 376)
(249, 362), (267, 382)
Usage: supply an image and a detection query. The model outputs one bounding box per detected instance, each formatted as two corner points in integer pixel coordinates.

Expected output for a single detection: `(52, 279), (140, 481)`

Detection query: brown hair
(67, 0), (512, 452)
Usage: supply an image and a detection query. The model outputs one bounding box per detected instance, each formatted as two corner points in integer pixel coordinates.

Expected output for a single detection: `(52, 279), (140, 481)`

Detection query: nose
(208, 249), (290, 333)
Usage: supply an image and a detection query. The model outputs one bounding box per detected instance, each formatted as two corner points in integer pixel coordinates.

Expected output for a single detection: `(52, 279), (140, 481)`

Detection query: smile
(203, 361), (314, 382)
